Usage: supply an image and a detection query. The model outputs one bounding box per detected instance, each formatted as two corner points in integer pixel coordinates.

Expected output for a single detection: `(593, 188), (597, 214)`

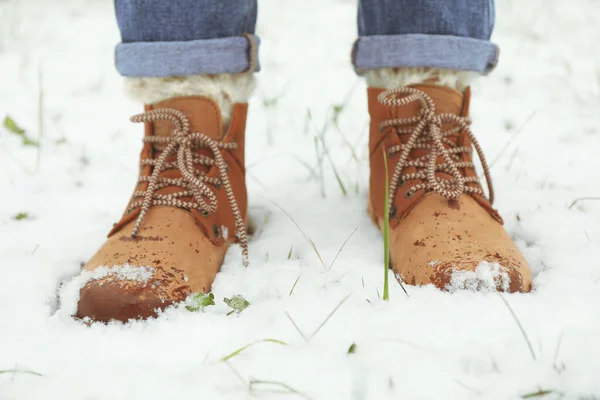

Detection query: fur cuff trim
(124, 72), (256, 127)
(364, 67), (479, 91)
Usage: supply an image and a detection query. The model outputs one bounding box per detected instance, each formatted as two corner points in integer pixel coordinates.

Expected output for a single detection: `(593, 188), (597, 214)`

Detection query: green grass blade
(521, 389), (556, 398)
(12, 212), (31, 221)
(0, 369), (42, 377)
(3, 115), (39, 147)
(221, 339), (287, 362)
(383, 149), (390, 301)
(250, 379), (313, 400)
(289, 274), (302, 296)
(3, 116), (25, 135)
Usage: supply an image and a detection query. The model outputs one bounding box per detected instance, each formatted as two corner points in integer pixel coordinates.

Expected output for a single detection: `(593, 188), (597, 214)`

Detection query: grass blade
(223, 361), (248, 386)
(323, 148), (347, 196)
(498, 294), (536, 360)
(266, 198), (325, 268)
(394, 272), (410, 297)
(329, 227), (358, 269)
(286, 294), (350, 343)
(293, 155), (319, 179)
(521, 389), (556, 398)
(285, 311), (308, 341)
(250, 379), (313, 400)
(0, 369), (42, 377)
(3, 116), (25, 135)
(289, 274), (302, 296)
(36, 63), (44, 172)
(347, 343), (357, 354)
(221, 339), (287, 362)
(568, 197), (600, 209)
(553, 331), (565, 370)
(383, 149), (390, 301)
(313, 135), (325, 198)
(489, 111), (536, 170)
(309, 294), (350, 340)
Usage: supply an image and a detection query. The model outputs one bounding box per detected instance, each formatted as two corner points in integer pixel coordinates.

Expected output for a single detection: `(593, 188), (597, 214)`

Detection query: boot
(367, 83), (532, 292)
(76, 96), (249, 322)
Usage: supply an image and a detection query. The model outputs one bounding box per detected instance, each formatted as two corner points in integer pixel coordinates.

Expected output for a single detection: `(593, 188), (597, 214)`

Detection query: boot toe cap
(388, 194), (532, 293)
(428, 258), (530, 293)
(76, 266), (191, 323)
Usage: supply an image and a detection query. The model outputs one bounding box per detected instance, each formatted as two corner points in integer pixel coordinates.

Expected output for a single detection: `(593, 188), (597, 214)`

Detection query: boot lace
(378, 87), (494, 211)
(127, 108), (249, 267)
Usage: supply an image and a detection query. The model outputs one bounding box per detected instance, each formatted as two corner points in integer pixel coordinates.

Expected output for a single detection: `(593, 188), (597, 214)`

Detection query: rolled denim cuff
(115, 35), (260, 77)
(352, 34), (498, 74)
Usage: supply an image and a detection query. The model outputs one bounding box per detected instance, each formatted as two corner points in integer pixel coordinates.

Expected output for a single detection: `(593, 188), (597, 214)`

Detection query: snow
(57, 264), (155, 318)
(78, 264), (155, 285)
(446, 261), (511, 293)
(1, 0), (600, 399)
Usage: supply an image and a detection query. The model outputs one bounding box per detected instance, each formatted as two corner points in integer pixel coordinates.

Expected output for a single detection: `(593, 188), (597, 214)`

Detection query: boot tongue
(404, 83), (467, 147)
(147, 96), (224, 140)
(142, 96), (225, 197)
(404, 83), (465, 116)
(388, 84), (469, 184)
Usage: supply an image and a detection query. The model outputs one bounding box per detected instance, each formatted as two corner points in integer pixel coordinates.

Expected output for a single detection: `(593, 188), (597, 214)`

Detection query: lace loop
(377, 87), (494, 212)
(128, 108), (249, 267)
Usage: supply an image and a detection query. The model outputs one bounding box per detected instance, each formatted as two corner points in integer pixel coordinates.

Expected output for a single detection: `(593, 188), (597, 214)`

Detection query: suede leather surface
(77, 97), (248, 322)
(367, 84), (531, 292)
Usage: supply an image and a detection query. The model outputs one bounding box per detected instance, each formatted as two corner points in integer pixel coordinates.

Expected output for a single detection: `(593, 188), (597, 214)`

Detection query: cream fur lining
(124, 72), (256, 127)
(364, 67), (479, 91)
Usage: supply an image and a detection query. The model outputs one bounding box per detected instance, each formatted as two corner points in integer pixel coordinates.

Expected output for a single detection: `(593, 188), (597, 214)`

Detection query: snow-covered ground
(1, 0), (600, 398)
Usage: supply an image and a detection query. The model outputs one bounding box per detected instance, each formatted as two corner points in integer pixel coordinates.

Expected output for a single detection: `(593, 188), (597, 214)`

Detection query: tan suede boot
(368, 84), (532, 292)
(76, 96), (249, 322)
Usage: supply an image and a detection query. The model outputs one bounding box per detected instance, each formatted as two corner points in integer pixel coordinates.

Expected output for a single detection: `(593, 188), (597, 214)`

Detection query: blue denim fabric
(114, 0), (259, 77)
(354, 0), (498, 73)
(114, 0), (497, 77)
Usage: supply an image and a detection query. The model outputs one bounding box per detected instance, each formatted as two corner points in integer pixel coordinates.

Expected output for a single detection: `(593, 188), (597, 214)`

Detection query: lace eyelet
(200, 210), (209, 217)
(389, 205), (397, 219)
(404, 190), (415, 199)
(214, 180), (222, 189)
(213, 224), (221, 238)
(398, 178), (405, 187)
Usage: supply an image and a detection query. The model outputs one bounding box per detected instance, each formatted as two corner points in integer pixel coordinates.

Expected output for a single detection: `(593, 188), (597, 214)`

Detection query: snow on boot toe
(367, 84), (532, 293)
(73, 96), (250, 322)
(76, 268), (190, 322)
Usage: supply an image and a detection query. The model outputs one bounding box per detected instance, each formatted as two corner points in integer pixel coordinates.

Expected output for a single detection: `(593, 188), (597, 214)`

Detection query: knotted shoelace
(377, 87), (494, 211)
(127, 108), (249, 267)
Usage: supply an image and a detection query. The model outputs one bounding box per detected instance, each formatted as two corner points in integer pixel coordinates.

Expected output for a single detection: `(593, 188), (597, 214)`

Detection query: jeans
(114, 0), (498, 78)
